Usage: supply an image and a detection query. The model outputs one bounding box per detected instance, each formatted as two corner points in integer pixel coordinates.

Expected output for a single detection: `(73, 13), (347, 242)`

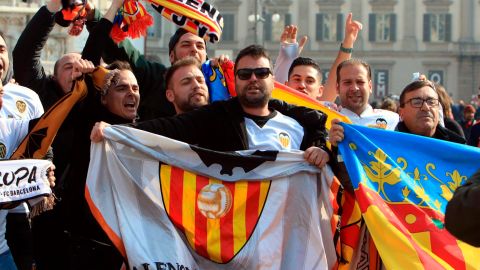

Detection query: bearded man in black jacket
(91, 45), (331, 168)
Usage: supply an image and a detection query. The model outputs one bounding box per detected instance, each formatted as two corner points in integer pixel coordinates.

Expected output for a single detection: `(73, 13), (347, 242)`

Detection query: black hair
(234, 45), (272, 73)
(287, 57), (322, 81)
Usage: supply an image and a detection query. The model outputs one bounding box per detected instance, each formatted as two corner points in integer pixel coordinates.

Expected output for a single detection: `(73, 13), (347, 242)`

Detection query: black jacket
(132, 97), (328, 152)
(445, 168), (480, 247)
(12, 6), (103, 195)
(60, 19), (131, 270)
(395, 121), (466, 144)
(12, 6), (102, 110)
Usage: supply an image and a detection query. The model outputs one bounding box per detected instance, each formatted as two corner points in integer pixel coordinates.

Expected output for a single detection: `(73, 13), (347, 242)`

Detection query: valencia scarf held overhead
(111, 0), (223, 44)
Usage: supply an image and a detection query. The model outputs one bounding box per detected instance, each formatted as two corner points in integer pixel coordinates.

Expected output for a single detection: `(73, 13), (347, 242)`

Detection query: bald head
(53, 52), (81, 93)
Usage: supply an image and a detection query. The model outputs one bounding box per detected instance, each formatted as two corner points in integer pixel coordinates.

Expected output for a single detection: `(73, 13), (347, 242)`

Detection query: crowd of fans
(0, 0), (479, 269)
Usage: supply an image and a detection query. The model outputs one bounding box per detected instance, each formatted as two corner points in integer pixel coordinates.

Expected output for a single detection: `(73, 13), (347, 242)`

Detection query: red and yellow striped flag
(271, 82), (351, 130)
(160, 165), (270, 263)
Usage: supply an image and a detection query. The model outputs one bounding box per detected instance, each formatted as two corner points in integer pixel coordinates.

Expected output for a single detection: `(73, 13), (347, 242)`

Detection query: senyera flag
(271, 82), (351, 130)
(86, 125), (341, 269)
(338, 123), (480, 270)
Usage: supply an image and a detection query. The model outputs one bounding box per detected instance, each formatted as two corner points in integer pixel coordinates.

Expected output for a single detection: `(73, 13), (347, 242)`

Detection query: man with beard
(333, 59), (399, 130)
(328, 78), (465, 268)
(324, 59), (401, 269)
(91, 45), (330, 167)
(100, 26), (232, 120)
(165, 57), (209, 114)
(91, 45), (335, 269)
(395, 80), (465, 143)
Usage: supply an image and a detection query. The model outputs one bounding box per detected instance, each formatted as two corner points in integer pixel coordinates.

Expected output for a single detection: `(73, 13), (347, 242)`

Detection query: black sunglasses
(236, 68), (272, 80)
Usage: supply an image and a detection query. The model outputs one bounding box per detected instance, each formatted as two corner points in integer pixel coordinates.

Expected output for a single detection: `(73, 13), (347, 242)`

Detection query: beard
(176, 92), (208, 113)
(237, 83), (270, 108)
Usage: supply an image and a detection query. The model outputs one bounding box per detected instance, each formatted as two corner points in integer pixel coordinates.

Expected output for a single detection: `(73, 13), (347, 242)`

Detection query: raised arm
(273, 25), (308, 84)
(320, 13), (362, 102)
(98, 8), (172, 117)
(12, 0), (61, 93)
(81, 0), (123, 64)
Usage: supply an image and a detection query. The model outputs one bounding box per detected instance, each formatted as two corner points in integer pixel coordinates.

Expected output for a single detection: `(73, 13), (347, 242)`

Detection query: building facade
(146, 0), (480, 102)
(2, 0), (480, 103)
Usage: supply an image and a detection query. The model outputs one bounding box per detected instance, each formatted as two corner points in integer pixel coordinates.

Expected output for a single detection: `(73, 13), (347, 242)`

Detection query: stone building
(3, 0), (480, 103)
(145, 0), (480, 103)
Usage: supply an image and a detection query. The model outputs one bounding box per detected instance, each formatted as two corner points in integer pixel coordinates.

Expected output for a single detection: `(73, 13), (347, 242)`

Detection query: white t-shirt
(1, 83), (44, 215)
(245, 111), (304, 151)
(1, 83), (44, 120)
(340, 105), (399, 130)
(0, 118), (30, 254)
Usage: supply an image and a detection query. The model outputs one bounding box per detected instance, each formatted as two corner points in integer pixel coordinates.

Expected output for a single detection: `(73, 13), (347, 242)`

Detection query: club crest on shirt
(278, 132), (291, 148)
(368, 118), (388, 130)
(0, 143), (6, 159)
(16, 100), (27, 114)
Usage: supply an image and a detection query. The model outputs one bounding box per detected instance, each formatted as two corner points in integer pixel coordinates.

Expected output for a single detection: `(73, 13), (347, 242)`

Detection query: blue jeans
(0, 249), (18, 270)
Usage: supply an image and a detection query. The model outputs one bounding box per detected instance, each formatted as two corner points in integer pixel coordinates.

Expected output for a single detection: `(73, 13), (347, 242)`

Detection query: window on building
(368, 13), (396, 42)
(222, 14), (235, 41)
(423, 14), (452, 42)
(264, 13), (291, 42)
(315, 13), (344, 42)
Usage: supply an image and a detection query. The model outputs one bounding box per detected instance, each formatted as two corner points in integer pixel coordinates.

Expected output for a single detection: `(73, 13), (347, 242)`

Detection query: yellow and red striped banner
(160, 165), (270, 263)
(272, 82), (351, 130)
(148, 0), (223, 43)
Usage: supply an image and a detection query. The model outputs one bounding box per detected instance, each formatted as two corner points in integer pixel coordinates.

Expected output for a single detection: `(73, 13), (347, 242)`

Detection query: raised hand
(46, 0), (62, 13)
(71, 58), (95, 80)
(343, 13), (363, 47)
(280, 25), (308, 55)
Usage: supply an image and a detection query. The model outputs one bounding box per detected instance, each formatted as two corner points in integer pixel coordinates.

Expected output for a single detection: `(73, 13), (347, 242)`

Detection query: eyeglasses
(236, 68), (272, 80)
(402, 97), (439, 108)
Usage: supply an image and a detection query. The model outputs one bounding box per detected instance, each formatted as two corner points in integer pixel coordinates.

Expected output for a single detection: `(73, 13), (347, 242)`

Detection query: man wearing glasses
(396, 80), (465, 143)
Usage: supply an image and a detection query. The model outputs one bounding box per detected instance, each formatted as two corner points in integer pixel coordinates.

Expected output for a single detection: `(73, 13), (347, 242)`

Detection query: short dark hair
(165, 57), (202, 89)
(168, 28), (206, 55)
(106, 60), (132, 71)
(288, 57), (322, 81)
(399, 80), (437, 107)
(336, 59), (371, 84)
(234, 45), (272, 73)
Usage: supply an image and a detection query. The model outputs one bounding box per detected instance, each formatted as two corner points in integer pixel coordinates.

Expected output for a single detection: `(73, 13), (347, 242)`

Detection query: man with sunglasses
(396, 80), (465, 143)
(92, 45), (330, 166)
